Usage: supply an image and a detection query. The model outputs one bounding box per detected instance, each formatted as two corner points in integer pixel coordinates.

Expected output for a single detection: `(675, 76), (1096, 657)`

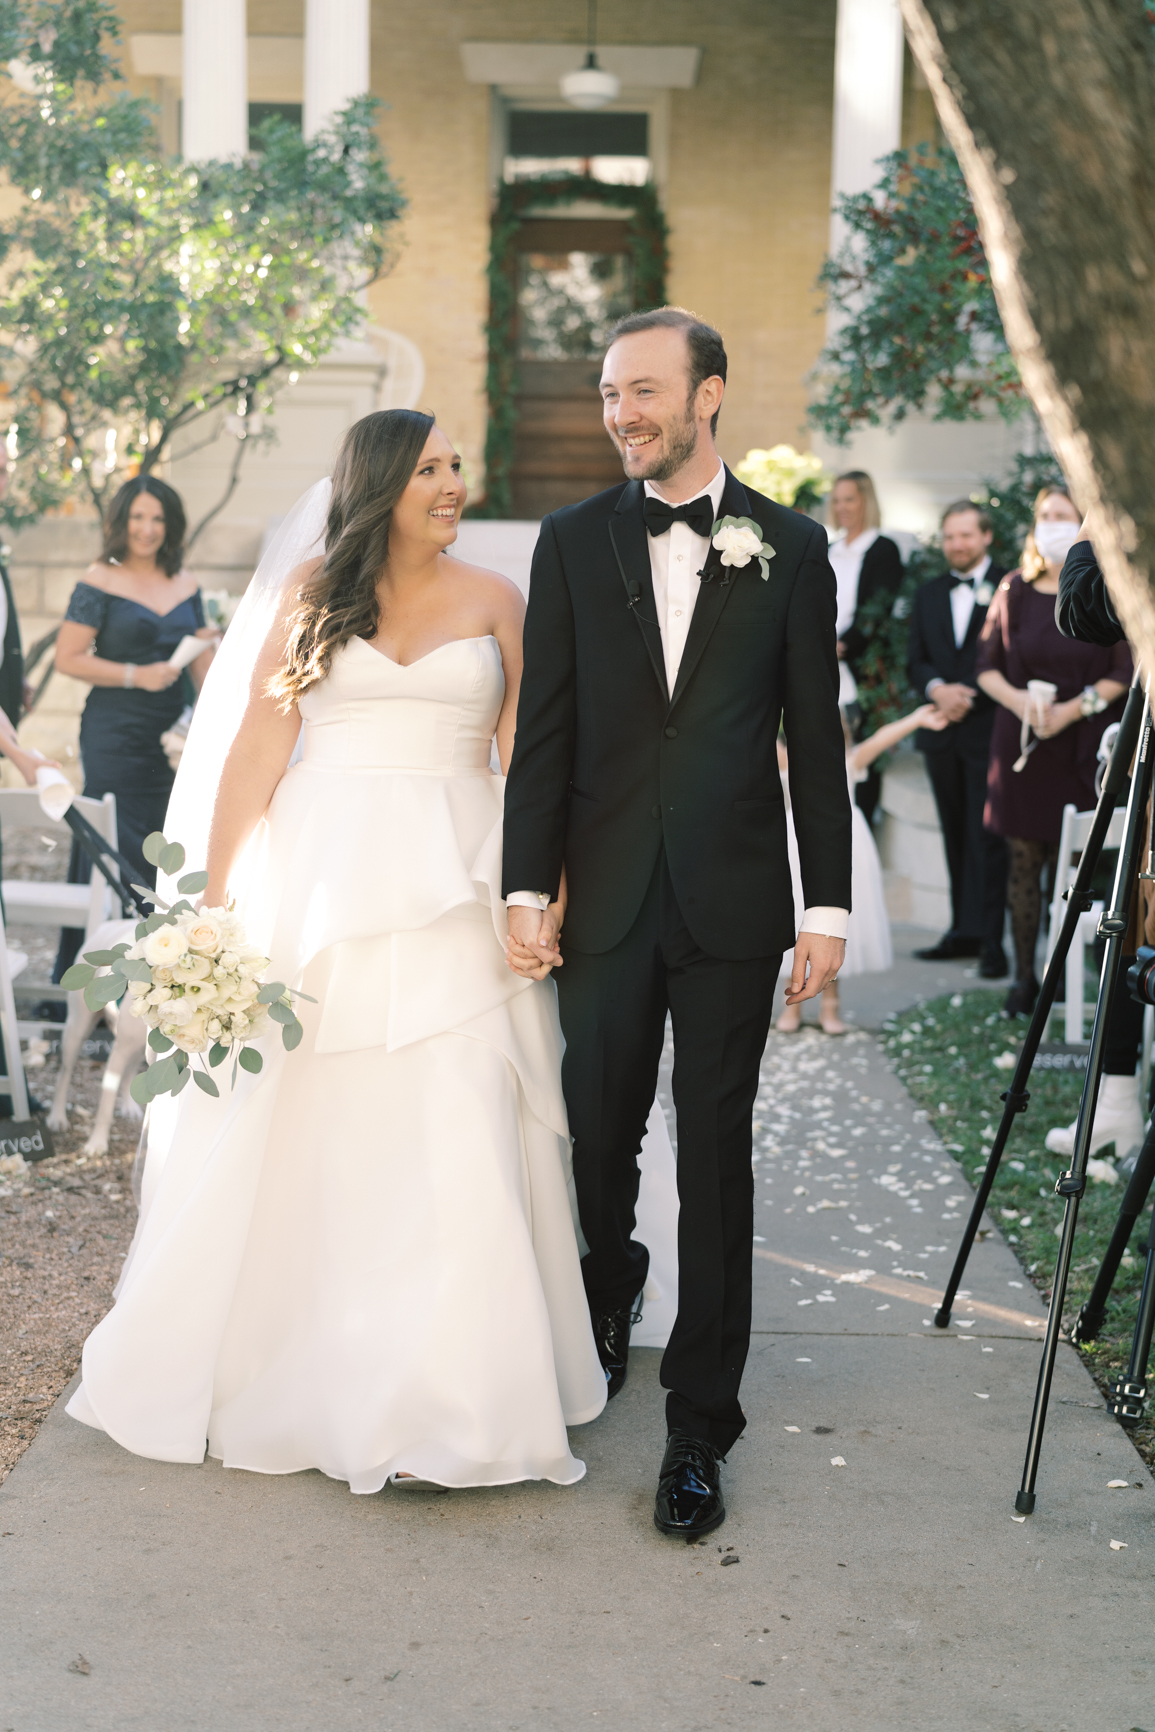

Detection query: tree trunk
(898, 1), (1155, 669)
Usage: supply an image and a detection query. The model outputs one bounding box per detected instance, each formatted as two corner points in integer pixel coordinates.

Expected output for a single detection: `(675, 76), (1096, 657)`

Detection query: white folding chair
(0, 787), (120, 1035)
(0, 909), (29, 1120)
(1044, 801), (1127, 1044)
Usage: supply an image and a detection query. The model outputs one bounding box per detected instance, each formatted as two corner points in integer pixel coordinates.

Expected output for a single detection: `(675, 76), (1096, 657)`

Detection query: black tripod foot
(1071, 1301), (1108, 1345)
(933, 1306), (951, 1329)
(1109, 1377), (1148, 1428)
(1014, 1489), (1036, 1515)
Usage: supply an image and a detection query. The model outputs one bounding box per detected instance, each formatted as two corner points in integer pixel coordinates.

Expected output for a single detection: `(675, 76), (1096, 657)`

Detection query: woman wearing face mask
(976, 485), (1132, 1016)
(52, 477), (219, 977)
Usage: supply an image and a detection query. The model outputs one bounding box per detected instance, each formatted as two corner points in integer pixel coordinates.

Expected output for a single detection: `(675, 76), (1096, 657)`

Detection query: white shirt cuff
(925, 678), (944, 698)
(506, 890), (551, 911)
(799, 906), (849, 940)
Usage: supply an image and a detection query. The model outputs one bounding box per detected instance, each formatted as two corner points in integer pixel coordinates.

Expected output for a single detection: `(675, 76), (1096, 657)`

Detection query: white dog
(47, 917), (147, 1157)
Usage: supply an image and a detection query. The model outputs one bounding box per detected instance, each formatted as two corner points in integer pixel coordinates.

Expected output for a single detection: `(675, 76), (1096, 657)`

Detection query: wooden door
(509, 218), (633, 519)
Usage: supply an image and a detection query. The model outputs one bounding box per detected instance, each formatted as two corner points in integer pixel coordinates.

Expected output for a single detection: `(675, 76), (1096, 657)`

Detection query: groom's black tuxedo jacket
(502, 467), (852, 961)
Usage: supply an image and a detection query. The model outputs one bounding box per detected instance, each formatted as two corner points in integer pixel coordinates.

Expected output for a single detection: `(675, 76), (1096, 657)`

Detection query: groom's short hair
(604, 306), (727, 435)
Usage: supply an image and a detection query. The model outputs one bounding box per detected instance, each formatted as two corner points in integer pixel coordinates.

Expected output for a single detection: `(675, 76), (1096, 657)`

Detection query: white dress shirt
(828, 527), (879, 639)
(509, 461), (848, 942)
(948, 552), (992, 648)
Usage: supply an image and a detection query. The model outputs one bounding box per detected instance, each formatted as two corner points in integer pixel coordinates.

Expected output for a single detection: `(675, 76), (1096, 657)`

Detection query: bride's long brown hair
(268, 408), (436, 708)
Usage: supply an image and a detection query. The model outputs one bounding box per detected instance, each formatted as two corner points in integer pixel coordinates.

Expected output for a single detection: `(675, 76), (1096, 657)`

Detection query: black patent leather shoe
(592, 1293), (642, 1399)
(979, 941), (1009, 979)
(913, 934), (981, 961)
(653, 1432), (726, 1537)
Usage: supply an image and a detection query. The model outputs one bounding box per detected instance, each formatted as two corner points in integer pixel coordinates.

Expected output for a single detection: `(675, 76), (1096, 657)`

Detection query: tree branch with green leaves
(0, 0), (406, 533)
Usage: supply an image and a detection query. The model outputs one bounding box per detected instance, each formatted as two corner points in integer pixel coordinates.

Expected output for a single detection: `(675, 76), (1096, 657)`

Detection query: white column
(182, 0), (248, 162)
(828, 0), (905, 265)
(304, 0), (370, 138)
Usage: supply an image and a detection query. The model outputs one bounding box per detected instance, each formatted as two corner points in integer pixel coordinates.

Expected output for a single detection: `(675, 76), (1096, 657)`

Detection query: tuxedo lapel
(609, 482), (668, 703)
(667, 468), (749, 714)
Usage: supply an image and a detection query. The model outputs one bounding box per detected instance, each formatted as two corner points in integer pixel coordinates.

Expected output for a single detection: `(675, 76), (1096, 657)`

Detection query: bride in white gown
(67, 409), (678, 1492)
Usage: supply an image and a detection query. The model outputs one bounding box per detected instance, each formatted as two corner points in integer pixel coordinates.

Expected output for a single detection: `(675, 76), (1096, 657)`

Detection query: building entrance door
(509, 217), (634, 519)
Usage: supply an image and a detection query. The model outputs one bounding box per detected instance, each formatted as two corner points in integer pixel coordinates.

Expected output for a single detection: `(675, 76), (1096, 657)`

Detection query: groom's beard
(613, 396), (700, 484)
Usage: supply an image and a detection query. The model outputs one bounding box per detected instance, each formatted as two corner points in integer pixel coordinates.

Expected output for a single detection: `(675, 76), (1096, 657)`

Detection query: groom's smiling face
(600, 327), (711, 486)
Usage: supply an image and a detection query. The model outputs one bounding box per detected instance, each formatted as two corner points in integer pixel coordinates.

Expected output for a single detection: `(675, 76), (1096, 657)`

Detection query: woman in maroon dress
(976, 486), (1131, 1016)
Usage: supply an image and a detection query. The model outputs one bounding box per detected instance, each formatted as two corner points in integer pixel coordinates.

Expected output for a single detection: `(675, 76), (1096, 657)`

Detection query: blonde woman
(976, 485), (1131, 1016)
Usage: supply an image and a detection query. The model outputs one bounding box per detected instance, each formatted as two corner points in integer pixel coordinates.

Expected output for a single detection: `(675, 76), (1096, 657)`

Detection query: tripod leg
(933, 681), (1145, 1328)
(1110, 1199), (1155, 1428)
(1016, 687), (1154, 1514)
(1071, 1126), (1155, 1344)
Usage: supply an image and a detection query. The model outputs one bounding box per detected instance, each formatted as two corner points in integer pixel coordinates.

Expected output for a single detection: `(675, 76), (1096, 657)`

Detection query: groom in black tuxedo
(502, 308), (851, 1536)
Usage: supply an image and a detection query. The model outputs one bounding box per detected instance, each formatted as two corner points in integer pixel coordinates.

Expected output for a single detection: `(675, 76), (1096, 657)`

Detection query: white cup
(1026, 679), (1058, 728)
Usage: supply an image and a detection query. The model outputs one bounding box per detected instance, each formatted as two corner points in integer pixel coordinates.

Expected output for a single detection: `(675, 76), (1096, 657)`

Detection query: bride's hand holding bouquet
(62, 831), (311, 1105)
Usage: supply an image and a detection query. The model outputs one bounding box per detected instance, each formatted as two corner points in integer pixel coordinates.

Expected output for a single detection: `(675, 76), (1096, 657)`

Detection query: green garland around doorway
(474, 176), (669, 519)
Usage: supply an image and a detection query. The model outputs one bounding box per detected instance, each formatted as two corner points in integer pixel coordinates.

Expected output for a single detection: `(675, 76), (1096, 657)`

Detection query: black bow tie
(951, 574), (976, 590)
(643, 495), (715, 539)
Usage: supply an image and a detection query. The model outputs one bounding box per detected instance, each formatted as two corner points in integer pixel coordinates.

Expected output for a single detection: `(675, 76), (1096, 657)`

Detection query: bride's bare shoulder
(449, 558), (525, 622)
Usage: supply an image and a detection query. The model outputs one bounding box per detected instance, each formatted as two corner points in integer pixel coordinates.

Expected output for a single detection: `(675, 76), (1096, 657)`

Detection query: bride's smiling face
(392, 428), (466, 550)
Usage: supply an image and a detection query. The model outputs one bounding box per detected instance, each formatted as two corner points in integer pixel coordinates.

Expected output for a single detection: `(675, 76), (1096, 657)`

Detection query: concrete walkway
(2, 968), (1152, 1730)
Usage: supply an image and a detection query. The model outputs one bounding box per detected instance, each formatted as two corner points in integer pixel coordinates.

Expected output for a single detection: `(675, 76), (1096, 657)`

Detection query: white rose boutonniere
(975, 581), (995, 606)
(711, 515), (776, 581)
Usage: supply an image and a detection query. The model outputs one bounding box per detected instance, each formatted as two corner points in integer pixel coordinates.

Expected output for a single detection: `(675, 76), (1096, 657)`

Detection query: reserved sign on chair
(0, 1118), (56, 1163)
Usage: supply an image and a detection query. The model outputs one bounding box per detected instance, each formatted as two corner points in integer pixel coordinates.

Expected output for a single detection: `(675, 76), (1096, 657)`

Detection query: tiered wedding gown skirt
(67, 635), (651, 1489)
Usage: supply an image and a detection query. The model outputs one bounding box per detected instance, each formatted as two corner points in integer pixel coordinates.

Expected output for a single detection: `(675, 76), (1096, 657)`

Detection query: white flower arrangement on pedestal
(61, 832), (310, 1106)
(710, 516), (776, 580)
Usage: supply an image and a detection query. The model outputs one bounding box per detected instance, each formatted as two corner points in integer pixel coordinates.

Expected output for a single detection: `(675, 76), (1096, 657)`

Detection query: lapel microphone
(627, 581), (641, 608)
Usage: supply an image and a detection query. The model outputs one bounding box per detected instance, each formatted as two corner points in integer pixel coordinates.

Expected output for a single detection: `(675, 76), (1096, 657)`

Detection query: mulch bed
(1, 824), (139, 1483)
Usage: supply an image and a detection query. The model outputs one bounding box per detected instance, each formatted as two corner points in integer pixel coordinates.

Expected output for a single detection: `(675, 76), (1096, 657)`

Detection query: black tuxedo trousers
(557, 849), (780, 1454)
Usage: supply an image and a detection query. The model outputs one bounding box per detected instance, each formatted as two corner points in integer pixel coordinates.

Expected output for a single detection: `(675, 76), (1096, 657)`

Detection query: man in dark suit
(0, 445), (28, 730)
(502, 308), (852, 1536)
(906, 500), (1007, 974)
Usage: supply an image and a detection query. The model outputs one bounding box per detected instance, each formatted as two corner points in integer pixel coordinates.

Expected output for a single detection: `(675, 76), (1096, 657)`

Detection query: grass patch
(887, 990), (1154, 1471)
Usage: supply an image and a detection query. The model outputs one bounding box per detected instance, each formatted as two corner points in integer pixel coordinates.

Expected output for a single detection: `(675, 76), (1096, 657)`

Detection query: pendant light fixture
(560, 0), (620, 111)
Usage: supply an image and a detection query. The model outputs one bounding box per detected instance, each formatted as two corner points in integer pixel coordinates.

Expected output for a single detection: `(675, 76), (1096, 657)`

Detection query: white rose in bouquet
(183, 911), (225, 954)
(173, 952), (213, 982)
(144, 924), (190, 968)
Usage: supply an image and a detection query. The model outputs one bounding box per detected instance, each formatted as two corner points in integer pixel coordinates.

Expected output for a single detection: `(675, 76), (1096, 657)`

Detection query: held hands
(912, 702), (950, 734)
(506, 890), (567, 981)
(784, 932), (846, 1006)
(930, 682), (976, 724)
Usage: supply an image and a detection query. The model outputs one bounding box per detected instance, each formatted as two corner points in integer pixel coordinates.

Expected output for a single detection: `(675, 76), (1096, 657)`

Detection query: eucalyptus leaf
(171, 1064), (192, 1096)
(60, 963), (96, 990)
(130, 884), (161, 905)
(148, 1029), (174, 1053)
(193, 1069), (220, 1098)
(286, 988), (318, 1003)
(120, 958), (153, 982)
(167, 900), (194, 917)
(256, 982), (286, 1005)
(159, 841), (186, 876)
(150, 1055), (180, 1094)
(177, 870), (209, 895)
(208, 1041), (229, 1068)
(281, 1018), (303, 1052)
(135, 921), (149, 941)
(267, 1001), (295, 1025)
(129, 1070), (154, 1107)
(84, 975), (125, 1011)
(81, 948), (121, 966)
(238, 1047), (264, 1075)
(142, 832), (166, 868)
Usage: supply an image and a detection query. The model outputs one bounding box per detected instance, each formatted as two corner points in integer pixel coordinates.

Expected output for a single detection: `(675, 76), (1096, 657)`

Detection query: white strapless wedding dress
(67, 635), (679, 1490)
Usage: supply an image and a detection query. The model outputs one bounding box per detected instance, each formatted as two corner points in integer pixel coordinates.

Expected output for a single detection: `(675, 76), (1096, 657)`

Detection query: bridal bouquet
(61, 832), (309, 1107)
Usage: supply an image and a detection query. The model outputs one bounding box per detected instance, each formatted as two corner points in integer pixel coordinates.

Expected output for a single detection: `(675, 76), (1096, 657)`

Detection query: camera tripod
(930, 673), (1155, 1511)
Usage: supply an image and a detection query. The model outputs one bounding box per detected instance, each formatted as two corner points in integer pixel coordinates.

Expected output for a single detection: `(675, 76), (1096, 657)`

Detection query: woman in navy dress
(53, 478), (217, 975)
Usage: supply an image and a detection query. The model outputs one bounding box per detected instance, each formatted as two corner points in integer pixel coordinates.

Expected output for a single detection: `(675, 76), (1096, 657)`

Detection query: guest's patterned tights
(1007, 837), (1059, 983)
